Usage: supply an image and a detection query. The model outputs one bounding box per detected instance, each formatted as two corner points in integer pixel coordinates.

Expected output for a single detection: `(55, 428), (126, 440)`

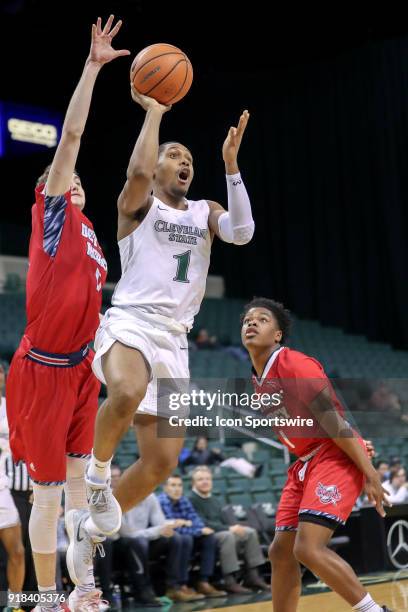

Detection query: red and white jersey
(252, 346), (348, 458)
(24, 185), (107, 353)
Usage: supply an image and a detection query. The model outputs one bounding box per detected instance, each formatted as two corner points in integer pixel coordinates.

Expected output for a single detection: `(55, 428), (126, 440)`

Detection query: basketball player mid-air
(242, 297), (392, 612)
(65, 85), (255, 583)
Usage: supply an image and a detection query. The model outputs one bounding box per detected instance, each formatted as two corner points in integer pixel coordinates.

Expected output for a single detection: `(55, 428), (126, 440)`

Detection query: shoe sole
(90, 495), (122, 536)
(65, 510), (81, 586)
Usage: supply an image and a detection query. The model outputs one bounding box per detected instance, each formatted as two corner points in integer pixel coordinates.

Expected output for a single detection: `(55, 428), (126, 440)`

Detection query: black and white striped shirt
(5, 456), (32, 491)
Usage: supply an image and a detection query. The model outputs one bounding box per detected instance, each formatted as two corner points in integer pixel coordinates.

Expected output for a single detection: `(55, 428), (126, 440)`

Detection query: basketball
(131, 43), (193, 105)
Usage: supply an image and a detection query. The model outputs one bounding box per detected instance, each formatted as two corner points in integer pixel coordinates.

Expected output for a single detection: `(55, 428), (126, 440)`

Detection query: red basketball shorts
(6, 337), (100, 484)
(275, 441), (366, 531)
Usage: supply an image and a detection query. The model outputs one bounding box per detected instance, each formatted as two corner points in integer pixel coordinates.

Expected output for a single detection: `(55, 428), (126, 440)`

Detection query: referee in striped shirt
(5, 458), (31, 494)
(5, 456), (36, 597)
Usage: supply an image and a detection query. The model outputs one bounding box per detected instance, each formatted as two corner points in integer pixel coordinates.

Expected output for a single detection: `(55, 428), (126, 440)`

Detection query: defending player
(6, 16), (129, 612)
(241, 297), (391, 612)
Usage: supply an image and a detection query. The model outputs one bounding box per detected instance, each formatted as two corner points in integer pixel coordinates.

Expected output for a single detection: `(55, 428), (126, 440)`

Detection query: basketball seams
(167, 58), (191, 104)
(132, 52), (185, 79)
(145, 58), (187, 100)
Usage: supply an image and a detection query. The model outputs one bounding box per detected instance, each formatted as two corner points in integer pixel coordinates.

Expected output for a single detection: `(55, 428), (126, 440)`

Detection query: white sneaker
(66, 509), (105, 586)
(68, 589), (106, 612)
(85, 475), (122, 536)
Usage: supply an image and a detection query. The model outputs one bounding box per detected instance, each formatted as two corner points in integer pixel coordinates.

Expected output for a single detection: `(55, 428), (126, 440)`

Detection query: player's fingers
(115, 49), (131, 57)
(376, 497), (386, 517)
(382, 490), (392, 507)
(236, 117), (245, 135)
(96, 17), (102, 35)
(103, 14), (115, 35)
(109, 19), (122, 38)
(91, 23), (96, 40)
(366, 491), (374, 504)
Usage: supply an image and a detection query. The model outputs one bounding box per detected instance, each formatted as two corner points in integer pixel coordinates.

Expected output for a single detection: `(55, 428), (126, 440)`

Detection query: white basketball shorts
(92, 307), (190, 418)
(0, 487), (20, 530)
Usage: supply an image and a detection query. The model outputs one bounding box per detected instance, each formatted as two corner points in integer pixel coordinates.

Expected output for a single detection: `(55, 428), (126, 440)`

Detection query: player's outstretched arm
(309, 388), (391, 517)
(46, 15), (130, 196)
(117, 88), (171, 220)
(208, 110), (255, 245)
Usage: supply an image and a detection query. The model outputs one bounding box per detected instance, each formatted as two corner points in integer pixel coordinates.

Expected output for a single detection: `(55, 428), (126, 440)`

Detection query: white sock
(352, 593), (382, 612)
(87, 451), (112, 484)
(8, 590), (23, 610)
(74, 573), (96, 596)
(84, 515), (106, 541)
(38, 585), (57, 592)
(38, 585), (58, 609)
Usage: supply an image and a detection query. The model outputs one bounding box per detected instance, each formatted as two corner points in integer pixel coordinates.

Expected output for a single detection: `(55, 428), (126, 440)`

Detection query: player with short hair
(241, 297), (391, 612)
(6, 16), (129, 612)
(65, 85), (255, 584)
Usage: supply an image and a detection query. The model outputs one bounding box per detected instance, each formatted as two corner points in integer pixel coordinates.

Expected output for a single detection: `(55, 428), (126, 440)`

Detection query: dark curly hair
(241, 297), (292, 344)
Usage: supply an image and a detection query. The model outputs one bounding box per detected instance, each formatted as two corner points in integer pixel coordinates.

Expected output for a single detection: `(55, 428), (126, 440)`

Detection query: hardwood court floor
(201, 578), (408, 612)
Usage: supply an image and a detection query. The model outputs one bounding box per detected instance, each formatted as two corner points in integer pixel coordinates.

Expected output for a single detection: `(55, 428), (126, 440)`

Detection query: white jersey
(112, 197), (212, 330)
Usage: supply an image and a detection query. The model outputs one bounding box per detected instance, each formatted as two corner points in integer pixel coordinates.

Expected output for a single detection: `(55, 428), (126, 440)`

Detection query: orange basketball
(131, 43), (193, 105)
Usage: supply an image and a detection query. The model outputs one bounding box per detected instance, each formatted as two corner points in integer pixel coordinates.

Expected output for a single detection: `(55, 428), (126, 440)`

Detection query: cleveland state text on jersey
(154, 220), (208, 245)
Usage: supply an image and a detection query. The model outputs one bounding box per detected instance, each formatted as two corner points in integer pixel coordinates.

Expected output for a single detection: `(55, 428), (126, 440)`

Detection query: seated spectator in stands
(180, 436), (262, 478)
(189, 466), (269, 593)
(195, 329), (220, 350)
(158, 474), (226, 598)
(383, 468), (408, 504)
(120, 491), (204, 605)
(375, 460), (390, 483)
(365, 383), (408, 426)
(389, 456), (402, 476)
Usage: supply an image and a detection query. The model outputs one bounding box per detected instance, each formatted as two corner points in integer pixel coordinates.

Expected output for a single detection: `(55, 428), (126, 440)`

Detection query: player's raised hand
(222, 110), (250, 165)
(364, 474), (391, 517)
(130, 84), (172, 114)
(89, 15), (130, 66)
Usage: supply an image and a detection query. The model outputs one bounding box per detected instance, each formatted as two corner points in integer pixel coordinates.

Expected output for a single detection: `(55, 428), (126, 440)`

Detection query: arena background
(1, 2), (408, 347)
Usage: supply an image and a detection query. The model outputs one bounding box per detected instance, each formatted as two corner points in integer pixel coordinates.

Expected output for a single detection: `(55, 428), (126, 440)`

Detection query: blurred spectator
(180, 436), (262, 478)
(388, 456), (403, 480)
(383, 468), (408, 504)
(189, 466), (269, 593)
(195, 329), (219, 350)
(375, 460), (390, 483)
(119, 491), (198, 605)
(115, 466), (217, 604)
(158, 475), (226, 598)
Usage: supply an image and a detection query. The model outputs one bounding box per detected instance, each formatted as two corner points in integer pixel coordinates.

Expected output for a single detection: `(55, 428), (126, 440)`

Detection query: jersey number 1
(173, 250), (191, 283)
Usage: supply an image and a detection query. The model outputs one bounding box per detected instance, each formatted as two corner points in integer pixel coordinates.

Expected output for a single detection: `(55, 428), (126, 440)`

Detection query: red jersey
(252, 346), (347, 458)
(24, 185), (107, 352)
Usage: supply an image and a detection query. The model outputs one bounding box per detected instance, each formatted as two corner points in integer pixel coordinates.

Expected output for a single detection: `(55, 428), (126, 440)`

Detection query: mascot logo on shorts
(315, 482), (342, 505)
